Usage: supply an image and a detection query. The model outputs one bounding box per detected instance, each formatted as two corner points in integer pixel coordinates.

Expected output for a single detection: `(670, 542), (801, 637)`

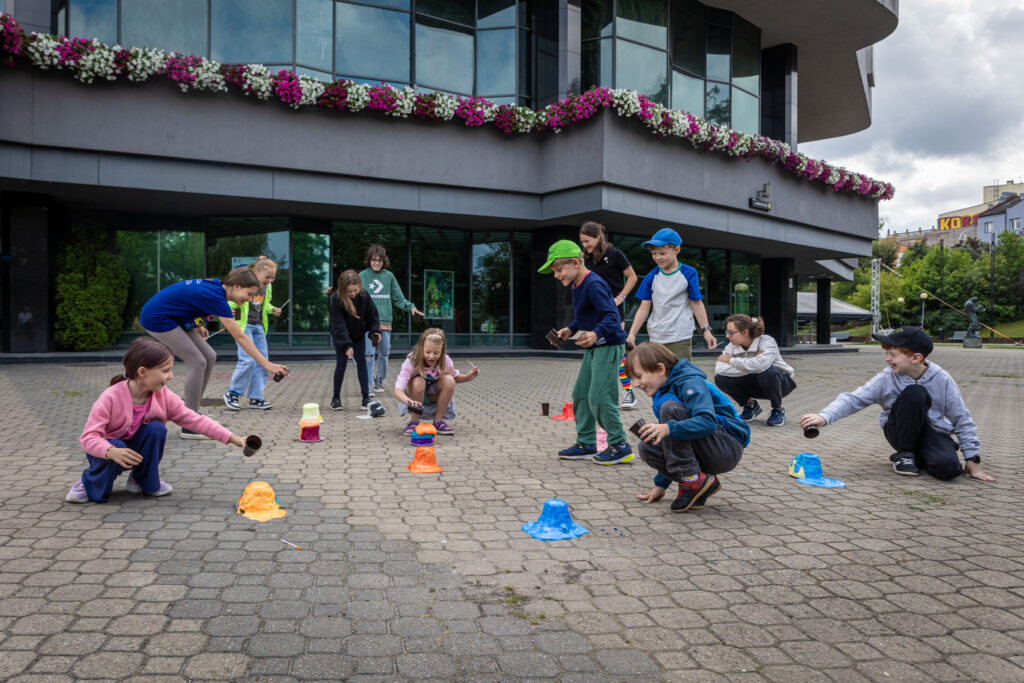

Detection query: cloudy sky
(800, 0), (1024, 237)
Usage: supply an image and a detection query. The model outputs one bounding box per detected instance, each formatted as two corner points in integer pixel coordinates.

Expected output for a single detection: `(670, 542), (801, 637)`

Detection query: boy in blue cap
(540, 240), (633, 465)
(626, 227), (717, 360)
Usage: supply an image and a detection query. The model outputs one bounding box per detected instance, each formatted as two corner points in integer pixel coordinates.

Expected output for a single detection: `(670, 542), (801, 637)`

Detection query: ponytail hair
(222, 266), (260, 289)
(252, 255), (277, 273)
(725, 314), (765, 339)
(335, 269), (362, 318)
(579, 221), (610, 262)
(110, 337), (174, 386)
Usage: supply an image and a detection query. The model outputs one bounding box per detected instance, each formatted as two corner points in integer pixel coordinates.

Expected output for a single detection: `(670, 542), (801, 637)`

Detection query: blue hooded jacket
(649, 359), (750, 488)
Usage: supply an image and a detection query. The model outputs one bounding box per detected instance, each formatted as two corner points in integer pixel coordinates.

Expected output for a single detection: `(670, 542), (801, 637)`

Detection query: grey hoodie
(818, 360), (980, 459)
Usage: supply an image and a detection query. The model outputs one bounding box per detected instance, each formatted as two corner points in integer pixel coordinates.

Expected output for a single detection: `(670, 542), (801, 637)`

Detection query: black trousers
(882, 385), (962, 481)
(637, 401), (743, 480)
(333, 336), (370, 399)
(714, 367), (796, 409)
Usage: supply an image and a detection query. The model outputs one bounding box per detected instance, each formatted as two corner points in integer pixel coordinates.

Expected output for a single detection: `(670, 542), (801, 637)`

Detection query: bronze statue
(964, 297), (985, 337)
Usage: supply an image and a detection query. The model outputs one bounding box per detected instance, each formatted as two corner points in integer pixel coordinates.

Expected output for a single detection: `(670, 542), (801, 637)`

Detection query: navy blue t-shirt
(139, 279), (234, 333)
(568, 271), (626, 346)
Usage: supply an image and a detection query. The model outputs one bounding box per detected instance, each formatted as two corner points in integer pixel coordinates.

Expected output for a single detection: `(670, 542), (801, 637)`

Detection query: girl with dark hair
(329, 269), (381, 411)
(579, 221), (639, 409)
(713, 314), (796, 427)
(359, 244), (424, 393)
(66, 338), (248, 504)
(139, 267), (290, 436)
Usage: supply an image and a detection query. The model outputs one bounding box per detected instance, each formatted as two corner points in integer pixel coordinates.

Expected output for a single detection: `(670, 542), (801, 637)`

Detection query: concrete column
(759, 257), (795, 347)
(816, 278), (832, 345)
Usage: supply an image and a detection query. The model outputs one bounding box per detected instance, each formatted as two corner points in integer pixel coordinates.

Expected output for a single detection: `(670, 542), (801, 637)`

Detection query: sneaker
(249, 398), (273, 410)
(558, 442), (598, 460)
(892, 453), (920, 476)
(593, 442), (635, 465)
(672, 472), (714, 512)
(373, 381), (385, 393)
(361, 395), (372, 409)
(621, 389), (637, 410)
(433, 420), (455, 435)
(403, 420), (420, 436)
(125, 475), (173, 496)
(766, 407), (786, 427)
(66, 480), (88, 503)
(330, 397), (343, 411)
(180, 428), (208, 440)
(223, 391), (240, 411)
(739, 401), (762, 421)
(690, 474), (721, 510)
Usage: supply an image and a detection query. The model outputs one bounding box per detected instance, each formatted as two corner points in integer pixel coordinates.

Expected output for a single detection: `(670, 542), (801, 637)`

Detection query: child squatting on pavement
(800, 327), (994, 482)
(627, 341), (750, 512)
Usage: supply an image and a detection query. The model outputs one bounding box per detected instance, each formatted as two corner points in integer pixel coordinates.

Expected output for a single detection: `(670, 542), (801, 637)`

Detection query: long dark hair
(222, 266), (260, 288)
(580, 221), (610, 262)
(110, 337), (174, 386)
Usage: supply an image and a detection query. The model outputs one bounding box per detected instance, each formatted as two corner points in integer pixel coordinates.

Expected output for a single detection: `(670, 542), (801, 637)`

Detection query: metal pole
(990, 233), (997, 337)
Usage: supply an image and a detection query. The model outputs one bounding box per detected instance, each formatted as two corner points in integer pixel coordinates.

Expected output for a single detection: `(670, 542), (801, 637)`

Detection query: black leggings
(883, 385), (963, 481)
(714, 367), (796, 410)
(333, 336), (369, 399)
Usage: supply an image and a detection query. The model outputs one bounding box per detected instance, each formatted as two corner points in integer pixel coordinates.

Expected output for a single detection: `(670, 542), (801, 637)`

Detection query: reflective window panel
(211, 0), (293, 64)
(581, 38), (612, 89)
(732, 15), (759, 94)
(478, 0), (516, 28)
(415, 16), (473, 94)
(731, 87), (758, 134)
(121, 0), (207, 56)
(336, 3), (410, 82)
(477, 28), (515, 95)
(705, 23), (730, 83)
(616, 0), (667, 49)
(671, 70), (703, 115)
(416, 0), (473, 26)
(670, 0), (704, 77)
(615, 39), (668, 105)
(581, 0), (613, 39)
(69, 0), (116, 43)
(297, 0), (333, 71)
(705, 80), (730, 126)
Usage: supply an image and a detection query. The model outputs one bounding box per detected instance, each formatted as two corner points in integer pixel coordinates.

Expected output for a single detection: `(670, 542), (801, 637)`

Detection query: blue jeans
(80, 421), (166, 503)
(229, 323), (268, 400)
(365, 329), (392, 385)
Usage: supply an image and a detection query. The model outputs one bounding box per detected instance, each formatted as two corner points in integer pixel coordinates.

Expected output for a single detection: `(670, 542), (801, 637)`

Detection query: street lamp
(897, 297), (905, 325)
(919, 292), (928, 329)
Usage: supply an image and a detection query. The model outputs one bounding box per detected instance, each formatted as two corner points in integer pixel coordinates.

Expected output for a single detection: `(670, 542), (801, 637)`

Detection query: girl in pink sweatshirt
(67, 337), (246, 503)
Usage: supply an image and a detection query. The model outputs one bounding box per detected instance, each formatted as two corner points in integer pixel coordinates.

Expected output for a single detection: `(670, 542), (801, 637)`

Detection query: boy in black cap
(800, 327), (993, 481)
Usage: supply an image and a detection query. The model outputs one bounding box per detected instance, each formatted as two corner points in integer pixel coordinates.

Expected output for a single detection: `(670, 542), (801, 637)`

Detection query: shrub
(55, 232), (129, 350)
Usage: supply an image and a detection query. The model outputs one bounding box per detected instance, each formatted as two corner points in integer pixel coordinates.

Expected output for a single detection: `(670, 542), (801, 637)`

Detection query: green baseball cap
(538, 240), (583, 274)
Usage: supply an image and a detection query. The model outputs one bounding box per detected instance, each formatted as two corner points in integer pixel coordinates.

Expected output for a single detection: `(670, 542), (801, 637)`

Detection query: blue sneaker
(593, 442), (634, 465)
(558, 442), (598, 460)
(740, 401), (762, 421)
(766, 407), (786, 426)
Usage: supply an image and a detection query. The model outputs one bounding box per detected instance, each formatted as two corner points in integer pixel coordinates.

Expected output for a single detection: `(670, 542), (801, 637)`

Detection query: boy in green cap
(539, 240), (632, 465)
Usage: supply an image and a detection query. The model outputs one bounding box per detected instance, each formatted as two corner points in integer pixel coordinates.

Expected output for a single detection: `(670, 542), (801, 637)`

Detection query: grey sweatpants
(146, 326), (216, 411)
(638, 400), (743, 479)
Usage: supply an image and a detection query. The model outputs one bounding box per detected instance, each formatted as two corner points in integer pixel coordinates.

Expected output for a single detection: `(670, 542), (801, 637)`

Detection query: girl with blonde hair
(392, 328), (479, 436)
(223, 256), (283, 411)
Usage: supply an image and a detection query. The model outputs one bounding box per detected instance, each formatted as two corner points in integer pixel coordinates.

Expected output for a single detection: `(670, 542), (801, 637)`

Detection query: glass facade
(582, 0), (761, 134)
(57, 0), (536, 107)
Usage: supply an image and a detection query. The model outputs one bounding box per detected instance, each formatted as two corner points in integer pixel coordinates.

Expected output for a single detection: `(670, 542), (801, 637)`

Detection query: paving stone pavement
(1, 345), (1023, 681)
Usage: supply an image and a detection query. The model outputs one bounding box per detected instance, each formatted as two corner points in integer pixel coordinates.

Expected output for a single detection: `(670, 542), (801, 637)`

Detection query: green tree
(55, 231), (130, 350)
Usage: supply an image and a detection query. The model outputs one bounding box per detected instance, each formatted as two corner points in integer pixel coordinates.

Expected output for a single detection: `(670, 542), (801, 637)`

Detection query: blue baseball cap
(641, 228), (682, 248)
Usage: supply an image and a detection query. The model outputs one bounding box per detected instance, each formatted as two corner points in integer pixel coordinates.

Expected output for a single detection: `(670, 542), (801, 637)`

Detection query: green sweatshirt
(359, 268), (415, 327)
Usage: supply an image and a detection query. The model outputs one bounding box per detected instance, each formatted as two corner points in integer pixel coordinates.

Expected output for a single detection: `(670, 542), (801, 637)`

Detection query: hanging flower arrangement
(0, 12), (894, 201)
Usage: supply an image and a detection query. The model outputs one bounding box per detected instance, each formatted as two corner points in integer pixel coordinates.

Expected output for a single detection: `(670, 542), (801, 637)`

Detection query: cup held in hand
(803, 426), (819, 439)
(629, 418), (647, 438)
(408, 404), (423, 416)
(545, 329), (563, 348)
(243, 434), (262, 457)
(272, 371), (285, 383)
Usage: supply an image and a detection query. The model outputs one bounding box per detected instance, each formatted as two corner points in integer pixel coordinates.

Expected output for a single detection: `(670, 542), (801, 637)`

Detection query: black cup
(545, 329), (563, 347)
(629, 418), (647, 438)
(408, 404), (423, 416)
(272, 371), (285, 383)
(541, 402), (550, 416)
(803, 426), (820, 439)
(371, 333), (381, 347)
(243, 434), (262, 457)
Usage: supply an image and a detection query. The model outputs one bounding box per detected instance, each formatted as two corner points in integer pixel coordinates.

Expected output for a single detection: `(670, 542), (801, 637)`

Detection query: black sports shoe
(558, 442), (598, 460)
(180, 428), (208, 440)
(361, 395), (371, 409)
(330, 397), (343, 411)
(740, 401), (762, 421)
(249, 398), (273, 410)
(892, 453), (920, 476)
(671, 472), (714, 512)
(690, 474), (721, 510)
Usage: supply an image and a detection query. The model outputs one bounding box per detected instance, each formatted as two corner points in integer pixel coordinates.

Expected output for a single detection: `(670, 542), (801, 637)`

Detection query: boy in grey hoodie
(800, 327), (993, 482)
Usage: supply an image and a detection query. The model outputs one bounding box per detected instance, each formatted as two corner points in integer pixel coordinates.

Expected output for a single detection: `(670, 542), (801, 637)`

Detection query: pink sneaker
(125, 475), (173, 496)
(65, 480), (88, 503)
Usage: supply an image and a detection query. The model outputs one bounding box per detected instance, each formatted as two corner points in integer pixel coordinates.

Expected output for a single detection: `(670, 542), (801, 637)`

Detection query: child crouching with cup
(625, 342), (750, 512)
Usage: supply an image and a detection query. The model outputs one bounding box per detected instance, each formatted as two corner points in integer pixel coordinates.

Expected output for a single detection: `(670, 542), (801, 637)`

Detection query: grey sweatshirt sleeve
(818, 371), (888, 425)
(941, 376), (981, 459)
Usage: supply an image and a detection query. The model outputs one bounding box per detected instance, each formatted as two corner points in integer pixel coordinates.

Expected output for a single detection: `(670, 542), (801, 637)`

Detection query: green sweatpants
(573, 343), (627, 446)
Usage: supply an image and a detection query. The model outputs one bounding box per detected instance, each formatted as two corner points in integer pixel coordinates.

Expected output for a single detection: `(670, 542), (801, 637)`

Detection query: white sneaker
(621, 389), (637, 410)
(125, 475), (173, 496)
(66, 480), (88, 503)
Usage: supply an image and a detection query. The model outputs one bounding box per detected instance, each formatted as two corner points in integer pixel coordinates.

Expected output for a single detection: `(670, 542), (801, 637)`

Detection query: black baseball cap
(871, 327), (933, 356)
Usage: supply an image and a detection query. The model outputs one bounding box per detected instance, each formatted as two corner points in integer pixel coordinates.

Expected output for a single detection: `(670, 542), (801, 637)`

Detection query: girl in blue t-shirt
(139, 267), (289, 438)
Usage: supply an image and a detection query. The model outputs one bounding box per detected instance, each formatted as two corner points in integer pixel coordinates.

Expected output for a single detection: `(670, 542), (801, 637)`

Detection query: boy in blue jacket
(540, 240), (632, 465)
(626, 342), (750, 512)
